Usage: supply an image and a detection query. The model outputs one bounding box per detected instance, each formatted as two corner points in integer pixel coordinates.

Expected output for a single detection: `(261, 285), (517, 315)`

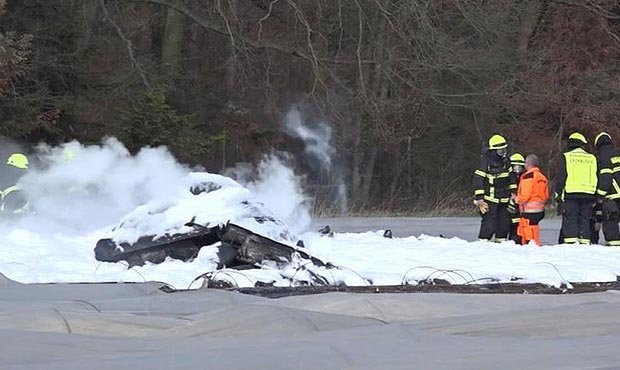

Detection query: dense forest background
(0, 0), (618, 214)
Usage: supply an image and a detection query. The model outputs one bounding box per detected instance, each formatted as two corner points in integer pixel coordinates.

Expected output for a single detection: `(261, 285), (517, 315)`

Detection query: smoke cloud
(283, 108), (347, 213)
(284, 109), (335, 170)
(238, 154), (311, 234)
(0, 137), (311, 237)
(16, 138), (190, 234)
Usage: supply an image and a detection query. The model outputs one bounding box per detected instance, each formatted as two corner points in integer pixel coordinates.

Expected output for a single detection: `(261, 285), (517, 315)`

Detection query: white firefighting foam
(0, 139), (619, 289)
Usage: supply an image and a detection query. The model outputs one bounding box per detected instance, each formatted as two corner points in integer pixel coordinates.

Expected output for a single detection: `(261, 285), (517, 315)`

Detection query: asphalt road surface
(314, 216), (564, 245)
(2, 217), (618, 370)
(3, 279), (620, 370)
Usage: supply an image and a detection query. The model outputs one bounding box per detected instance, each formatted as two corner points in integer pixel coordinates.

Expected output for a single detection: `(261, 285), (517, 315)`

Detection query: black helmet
(594, 132), (612, 148)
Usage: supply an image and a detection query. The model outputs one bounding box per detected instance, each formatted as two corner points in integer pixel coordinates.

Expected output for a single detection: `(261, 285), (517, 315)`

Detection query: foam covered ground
(1, 139), (619, 290)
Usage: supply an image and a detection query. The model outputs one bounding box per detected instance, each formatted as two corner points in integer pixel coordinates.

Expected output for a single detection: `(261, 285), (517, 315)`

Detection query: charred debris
(95, 220), (325, 270)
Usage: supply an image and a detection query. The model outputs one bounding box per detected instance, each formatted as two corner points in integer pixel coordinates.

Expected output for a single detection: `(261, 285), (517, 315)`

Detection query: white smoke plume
(17, 138), (190, 234)
(284, 109), (334, 170)
(283, 108), (347, 213)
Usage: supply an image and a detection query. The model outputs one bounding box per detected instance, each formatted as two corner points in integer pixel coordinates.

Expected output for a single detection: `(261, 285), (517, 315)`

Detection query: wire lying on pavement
(401, 266), (476, 286)
(188, 269), (255, 289)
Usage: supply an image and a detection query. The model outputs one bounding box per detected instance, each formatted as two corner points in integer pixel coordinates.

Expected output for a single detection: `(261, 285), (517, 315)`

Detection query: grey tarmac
(315, 216), (563, 245)
(2, 217), (617, 370)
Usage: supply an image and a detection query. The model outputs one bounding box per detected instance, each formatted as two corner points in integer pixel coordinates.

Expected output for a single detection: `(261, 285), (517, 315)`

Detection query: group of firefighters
(473, 132), (620, 246)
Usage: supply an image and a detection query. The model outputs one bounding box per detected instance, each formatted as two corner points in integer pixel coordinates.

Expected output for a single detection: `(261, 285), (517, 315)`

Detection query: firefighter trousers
(509, 220), (521, 244)
(591, 202), (603, 244)
(561, 199), (594, 244)
(601, 199), (620, 246)
(508, 208), (521, 244)
(478, 203), (510, 241)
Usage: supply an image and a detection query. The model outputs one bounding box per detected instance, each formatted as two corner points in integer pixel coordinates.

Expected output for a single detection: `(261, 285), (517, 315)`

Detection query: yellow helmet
(488, 134), (508, 150)
(7, 153), (28, 169)
(568, 132), (587, 145)
(509, 153), (525, 166)
(63, 148), (76, 162)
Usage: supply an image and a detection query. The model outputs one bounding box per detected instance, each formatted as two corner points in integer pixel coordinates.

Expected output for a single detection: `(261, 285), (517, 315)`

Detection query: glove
(474, 199), (489, 214)
(507, 198), (517, 214)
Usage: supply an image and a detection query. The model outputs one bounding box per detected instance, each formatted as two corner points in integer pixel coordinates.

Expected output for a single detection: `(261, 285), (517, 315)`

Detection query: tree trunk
(357, 9), (388, 209)
(388, 139), (410, 207)
(350, 117), (363, 209)
(224, 0), (238, 91)
(517, 0), (543, 66)
(161, 0), (185, 77)
(77, 0), (99, 51)
(358, 146), (378, 209)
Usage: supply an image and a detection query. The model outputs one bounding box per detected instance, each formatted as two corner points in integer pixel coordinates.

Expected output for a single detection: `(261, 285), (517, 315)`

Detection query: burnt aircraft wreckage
(94, 221), (325, 270)
(94, 172), (331, 286)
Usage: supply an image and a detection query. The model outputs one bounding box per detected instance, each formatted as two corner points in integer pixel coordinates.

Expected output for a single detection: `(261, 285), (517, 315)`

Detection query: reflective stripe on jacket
(472, 151), (514, 203)
(596, 143), (620, 200)
(517, 167), (549, 213)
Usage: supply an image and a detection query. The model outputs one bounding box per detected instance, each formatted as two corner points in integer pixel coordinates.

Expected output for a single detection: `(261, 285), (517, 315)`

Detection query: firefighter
(473, 134), (514, 242)
(1, 153), (29, 214)
(554, 133), (598, 244)
(515, 154), (549, 246)
(593, 132), (620, 246)
(508, 153), (525, 243)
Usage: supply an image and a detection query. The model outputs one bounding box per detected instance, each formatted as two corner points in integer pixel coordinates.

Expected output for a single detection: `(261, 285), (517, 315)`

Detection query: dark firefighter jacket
(0, 164), (25, 192)
(508, 168), (522, 223)
(596, 140), (620, 200)
(0, 164), (27, 213)
(473, 151), (515, 204)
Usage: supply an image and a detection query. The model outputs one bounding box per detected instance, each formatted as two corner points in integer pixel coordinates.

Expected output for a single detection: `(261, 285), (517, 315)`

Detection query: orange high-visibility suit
(516, 167), (549, 245)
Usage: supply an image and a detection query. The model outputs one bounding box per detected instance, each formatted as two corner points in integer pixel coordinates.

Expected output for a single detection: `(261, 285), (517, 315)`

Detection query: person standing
(554, 133), (598, 244)
(508, 153), (525, 243)
(473, 134), (514, 242)
(1, 153), (29, 214)
(593, 132), (620, 246)
(515, 154), (549, 245)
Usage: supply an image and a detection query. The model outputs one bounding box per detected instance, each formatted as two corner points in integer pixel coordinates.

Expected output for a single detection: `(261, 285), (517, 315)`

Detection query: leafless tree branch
(98, 0), (151, 90)
(257, 0), (280, 43)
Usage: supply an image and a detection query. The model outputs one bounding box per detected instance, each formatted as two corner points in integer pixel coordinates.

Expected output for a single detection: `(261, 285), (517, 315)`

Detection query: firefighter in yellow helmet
(507, 153), (525, 243)
(63, 147), (76, 162)
(1, 153), (29, 214)
(554, 133), (598, 244)
(473, 134), (515, 242)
